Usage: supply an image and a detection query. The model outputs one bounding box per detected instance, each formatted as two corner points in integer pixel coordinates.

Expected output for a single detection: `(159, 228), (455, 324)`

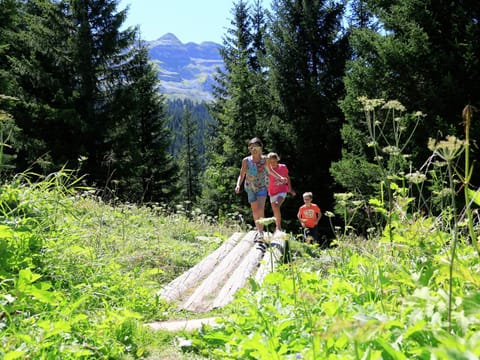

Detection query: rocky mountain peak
(148, 33), (223, 102)
(149, 32), (183, 47)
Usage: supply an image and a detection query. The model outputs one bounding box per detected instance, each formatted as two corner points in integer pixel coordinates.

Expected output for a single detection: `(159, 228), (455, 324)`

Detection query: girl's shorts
(270, 192), (287, 203)
(246, 188), (267, 203)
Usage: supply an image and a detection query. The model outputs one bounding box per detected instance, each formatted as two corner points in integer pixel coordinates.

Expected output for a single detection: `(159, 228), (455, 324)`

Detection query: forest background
(0, 0), (479, 233)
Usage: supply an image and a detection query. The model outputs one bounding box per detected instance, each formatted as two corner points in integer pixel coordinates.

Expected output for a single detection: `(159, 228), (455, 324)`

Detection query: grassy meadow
(1, 169), (479, 359)
(1, 100), (480, 359)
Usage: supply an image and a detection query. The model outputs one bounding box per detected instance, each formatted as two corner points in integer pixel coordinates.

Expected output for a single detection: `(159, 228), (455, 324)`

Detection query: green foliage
(0, 99), (20, 180)
(0, 169), (236, 359)
(167, 98), (214, 161)
(202, 0), (271, 220)
(196, 230), (480, 359)
(1, 0), (178, 204)
(266, 0), (349, 211)
(176, 105), (202, 204)
(105, 39), (178, 204)
(340, 0), (480, 193)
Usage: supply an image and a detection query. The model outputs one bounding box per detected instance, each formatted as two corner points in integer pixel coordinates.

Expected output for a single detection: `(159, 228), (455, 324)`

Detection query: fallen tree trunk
(210, 238), (268, 309)
(157, 232), (244, 302)
(180, 231), (257, 312)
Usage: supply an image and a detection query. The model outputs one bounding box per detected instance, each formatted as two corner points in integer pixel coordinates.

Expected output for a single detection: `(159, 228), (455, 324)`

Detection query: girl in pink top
(267, 152), (296, 231)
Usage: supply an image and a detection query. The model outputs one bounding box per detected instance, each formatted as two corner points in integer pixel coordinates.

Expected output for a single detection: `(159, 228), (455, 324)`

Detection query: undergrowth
(1, 99), (479, 359)
(0, 171), (238, 359)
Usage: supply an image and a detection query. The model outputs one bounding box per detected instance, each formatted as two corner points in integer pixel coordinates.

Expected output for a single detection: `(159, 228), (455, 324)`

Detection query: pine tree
(267, 0), (348, 211)
(0, 0), (19, 95)
(177, 105), (202, 206)
(202, 0), (270, 218)
(69, 0), (137, 188)
(4, 0), (81, 173)
(106, 38), (178, 203)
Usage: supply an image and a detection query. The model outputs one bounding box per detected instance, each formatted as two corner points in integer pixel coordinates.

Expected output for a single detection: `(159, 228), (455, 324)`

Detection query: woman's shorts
(270, 192), (287, 203)
(246, 188), (267, 203)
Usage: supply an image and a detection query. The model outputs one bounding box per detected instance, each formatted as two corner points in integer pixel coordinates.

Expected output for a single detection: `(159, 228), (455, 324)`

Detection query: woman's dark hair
(247, 137), (263, 147)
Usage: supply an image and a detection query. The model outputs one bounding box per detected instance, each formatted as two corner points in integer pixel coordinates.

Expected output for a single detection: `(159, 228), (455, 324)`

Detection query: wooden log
(180, 231), (258, 312)
(157, 232), (244, 302)
(254, 231), (286, 284)
(210, 237), (269, 310)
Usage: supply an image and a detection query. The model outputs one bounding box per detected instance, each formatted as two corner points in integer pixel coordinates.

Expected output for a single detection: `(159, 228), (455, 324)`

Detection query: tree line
(1, 0), (479, 231)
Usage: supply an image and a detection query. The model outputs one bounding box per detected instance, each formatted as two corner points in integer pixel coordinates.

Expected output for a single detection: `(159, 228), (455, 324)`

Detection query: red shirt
(268, 164), (289, 196)
(298, 203), (321, 228)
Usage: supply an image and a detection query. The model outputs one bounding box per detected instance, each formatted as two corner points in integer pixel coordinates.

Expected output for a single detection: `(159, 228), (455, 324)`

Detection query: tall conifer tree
(202, 0), (269, 218)
(267, 0), (348, 209)
(5, 0), (79, 172)
(106, 39), (178, 203)
(69, 0), (137, 187)
(177, 105), (201, 206)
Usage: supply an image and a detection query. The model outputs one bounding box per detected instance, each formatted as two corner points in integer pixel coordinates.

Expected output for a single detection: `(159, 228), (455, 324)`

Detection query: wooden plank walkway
(156, 230), (287, 313)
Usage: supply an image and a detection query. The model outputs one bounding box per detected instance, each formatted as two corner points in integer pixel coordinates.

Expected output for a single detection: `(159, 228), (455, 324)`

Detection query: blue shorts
(246, 188), (267, 203)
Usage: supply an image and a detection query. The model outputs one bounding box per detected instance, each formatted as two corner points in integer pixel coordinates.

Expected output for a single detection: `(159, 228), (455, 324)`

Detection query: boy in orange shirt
(297, 192), (322, 244)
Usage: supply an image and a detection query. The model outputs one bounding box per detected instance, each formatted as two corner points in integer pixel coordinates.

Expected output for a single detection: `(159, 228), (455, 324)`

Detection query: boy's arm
(297, 209), (305, 227)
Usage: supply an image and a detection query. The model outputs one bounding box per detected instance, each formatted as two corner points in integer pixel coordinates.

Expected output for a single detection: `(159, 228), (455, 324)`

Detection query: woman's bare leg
(250, 196), (266, 232)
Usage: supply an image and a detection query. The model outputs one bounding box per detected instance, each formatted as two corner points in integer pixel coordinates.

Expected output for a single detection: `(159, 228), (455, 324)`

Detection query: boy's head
(303, 192), (313, 202)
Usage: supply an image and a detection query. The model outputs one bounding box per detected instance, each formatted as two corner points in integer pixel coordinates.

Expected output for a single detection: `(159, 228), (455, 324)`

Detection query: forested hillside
(1, 0), (479, 232)
(1, 1), (480, 359)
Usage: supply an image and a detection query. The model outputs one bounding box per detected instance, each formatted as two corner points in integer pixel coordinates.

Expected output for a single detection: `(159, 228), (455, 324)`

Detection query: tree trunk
(157, 232), (244, 302)
(180, 231), (258, 312)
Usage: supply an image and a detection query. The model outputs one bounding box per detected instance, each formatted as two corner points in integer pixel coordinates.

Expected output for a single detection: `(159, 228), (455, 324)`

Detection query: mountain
(148, 33), (223, 102)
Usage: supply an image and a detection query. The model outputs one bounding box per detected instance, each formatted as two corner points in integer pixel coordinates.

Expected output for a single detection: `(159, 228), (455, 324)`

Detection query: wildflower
(433, 188), (454, 198)
(428, 135), (465, 162)
(352, 200), (363, 207)
(324, 211), (335, 218)
(358, 96), (385, 111)
(255, 217), (276, 226)
(334, 192), (354, 202)
(382, 100), (406, 112)
(405, 171), (427, 184)
(382, 145), (401, 155)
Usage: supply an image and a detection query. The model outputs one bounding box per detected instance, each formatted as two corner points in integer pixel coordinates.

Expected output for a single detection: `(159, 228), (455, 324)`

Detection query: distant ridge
(149, 32), (182, 46)
(148, 33), (223, 102)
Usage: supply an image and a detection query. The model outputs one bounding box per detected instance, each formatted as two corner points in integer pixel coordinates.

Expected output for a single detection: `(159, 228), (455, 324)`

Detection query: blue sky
(118, 0), (270, 44)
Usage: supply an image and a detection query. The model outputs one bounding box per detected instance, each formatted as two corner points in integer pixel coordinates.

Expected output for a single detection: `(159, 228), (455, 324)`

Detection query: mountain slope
(148, 33), (223, 102)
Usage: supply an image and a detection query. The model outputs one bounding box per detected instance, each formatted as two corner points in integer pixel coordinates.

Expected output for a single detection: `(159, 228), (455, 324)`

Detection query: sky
(118, 0), (270, 44)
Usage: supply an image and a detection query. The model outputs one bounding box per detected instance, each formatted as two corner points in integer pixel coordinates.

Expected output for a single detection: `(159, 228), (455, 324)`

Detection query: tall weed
(194, 100), (480, 359)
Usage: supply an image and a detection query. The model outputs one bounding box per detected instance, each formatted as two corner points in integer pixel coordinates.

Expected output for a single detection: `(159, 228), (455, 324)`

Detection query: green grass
(1, 171), (478, 359)
(1, 99), (479, 359)
(0, 171), (240, 359)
